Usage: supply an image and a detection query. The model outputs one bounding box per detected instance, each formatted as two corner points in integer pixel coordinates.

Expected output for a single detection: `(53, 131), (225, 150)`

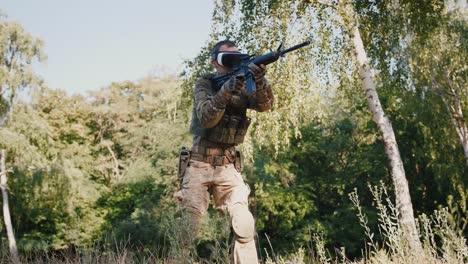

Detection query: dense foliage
(0, 1), (466, 261)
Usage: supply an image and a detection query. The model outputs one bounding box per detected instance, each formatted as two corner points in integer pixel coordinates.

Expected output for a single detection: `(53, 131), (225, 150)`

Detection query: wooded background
(0, 0), (466, 262)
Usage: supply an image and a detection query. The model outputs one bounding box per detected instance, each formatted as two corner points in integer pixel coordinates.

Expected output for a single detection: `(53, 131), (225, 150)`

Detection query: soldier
(175, 40), (274, 264)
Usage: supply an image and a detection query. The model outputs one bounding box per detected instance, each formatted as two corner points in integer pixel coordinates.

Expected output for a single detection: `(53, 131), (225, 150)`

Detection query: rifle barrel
(281, 40), (311, 55)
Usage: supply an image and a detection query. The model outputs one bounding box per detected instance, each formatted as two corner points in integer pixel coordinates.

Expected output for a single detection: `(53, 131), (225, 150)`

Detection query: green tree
(0, 13), (44, 126)
(0, 13), (45, 259)
(1, 73), (193, 251)
(354, 0), (467, 235)
(408, 3), (467, 164)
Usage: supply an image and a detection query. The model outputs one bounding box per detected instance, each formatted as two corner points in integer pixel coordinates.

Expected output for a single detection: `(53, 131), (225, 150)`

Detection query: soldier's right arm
(194, 78), (231, 128)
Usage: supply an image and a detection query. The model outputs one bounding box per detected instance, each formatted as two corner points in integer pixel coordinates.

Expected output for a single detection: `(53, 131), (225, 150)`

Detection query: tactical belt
(190, 146), (236, 166)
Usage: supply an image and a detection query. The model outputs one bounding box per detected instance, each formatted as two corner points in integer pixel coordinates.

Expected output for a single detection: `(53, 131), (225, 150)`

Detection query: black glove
(223, 74), (245, 93)
(213, 75), (245, 110)
(248, 63), (266, 83)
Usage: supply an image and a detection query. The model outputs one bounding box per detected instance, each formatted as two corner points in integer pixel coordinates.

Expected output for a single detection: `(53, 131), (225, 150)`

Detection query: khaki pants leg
(213, 164), (259, 264)
(174, 160), (258, 263)
(175, 160), (212, 237)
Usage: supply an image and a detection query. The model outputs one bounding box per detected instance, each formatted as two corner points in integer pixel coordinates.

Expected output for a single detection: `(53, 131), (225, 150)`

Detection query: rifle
(212, 40), (311, 93)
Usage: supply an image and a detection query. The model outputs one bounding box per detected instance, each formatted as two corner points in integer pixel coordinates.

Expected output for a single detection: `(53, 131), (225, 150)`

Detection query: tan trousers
(174, 160), (259, 264)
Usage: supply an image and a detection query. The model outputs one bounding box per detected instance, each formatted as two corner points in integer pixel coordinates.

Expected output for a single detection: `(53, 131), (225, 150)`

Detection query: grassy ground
(2, 185), (467, 263)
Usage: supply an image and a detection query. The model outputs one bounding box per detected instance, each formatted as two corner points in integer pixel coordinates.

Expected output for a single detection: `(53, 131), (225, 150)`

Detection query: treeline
(0, 0), (467, 262)
(0, 77), (191, 251)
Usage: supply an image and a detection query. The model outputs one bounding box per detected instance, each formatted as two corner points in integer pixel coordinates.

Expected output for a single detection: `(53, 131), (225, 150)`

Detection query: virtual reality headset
(212, 51), (250, 68)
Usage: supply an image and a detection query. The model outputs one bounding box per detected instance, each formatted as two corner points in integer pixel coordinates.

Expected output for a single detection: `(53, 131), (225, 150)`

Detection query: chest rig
(190, 75), (251, 145)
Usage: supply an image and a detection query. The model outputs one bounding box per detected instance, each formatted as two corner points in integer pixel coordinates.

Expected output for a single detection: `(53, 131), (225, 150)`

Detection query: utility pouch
(207, 115), (230, 143)
(178, 147), (191, 184)
(234, 116), (251, 144)
(234, 150), (242, 172)
(227, 115), (241, 143)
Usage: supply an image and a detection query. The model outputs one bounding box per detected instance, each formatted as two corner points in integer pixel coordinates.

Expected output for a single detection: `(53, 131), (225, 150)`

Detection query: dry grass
(2, 184), (466, 263)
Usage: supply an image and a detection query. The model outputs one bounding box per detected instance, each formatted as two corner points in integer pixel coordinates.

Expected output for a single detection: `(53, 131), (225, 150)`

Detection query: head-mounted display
(214, 51), (249, 68)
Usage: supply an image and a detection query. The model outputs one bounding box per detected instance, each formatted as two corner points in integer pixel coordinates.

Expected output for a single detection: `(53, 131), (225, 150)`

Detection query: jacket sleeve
(194, 78), (230, 128)
(248, 77), (274, 112)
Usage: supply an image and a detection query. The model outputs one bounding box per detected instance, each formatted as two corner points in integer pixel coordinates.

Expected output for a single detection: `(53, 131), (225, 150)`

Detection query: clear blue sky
(2, 0), (214, 94)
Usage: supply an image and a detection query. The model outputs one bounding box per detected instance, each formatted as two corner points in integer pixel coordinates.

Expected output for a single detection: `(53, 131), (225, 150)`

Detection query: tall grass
(346, 182), (467, 264)
(3, 184), (467, 263)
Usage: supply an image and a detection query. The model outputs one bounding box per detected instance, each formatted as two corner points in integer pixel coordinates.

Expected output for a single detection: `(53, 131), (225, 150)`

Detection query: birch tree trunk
(334, 0), (423, 252)
(348, 25), (422, 253)
(444, 3), (468, 164)
(1, 149), (20, 264)
(435, 76), (468, 165)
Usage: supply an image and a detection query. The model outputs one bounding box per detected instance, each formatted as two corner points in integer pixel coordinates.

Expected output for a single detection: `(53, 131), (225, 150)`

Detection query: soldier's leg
(174, 160), (212, 237)
(213, 164), (258, 264)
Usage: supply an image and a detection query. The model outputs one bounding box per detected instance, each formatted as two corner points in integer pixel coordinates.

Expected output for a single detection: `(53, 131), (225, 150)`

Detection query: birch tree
(0, 13), (44, 126)
(1, 150), (19, 263)
(0, 13), (44, 261)
(408, 3), (468, 164)
(352, 0), (466, 235)
(337, 2), (422, 253)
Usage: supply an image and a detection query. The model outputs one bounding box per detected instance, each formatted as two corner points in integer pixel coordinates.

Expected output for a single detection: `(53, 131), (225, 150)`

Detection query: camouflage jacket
(190, 73), (274, 148)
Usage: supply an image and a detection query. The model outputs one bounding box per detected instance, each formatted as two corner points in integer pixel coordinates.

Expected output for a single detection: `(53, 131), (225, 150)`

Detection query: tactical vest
(190, 74), (251, 145)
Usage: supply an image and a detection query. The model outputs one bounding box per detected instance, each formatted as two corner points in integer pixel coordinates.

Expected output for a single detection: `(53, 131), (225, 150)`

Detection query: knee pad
(231, 204), (255, 244)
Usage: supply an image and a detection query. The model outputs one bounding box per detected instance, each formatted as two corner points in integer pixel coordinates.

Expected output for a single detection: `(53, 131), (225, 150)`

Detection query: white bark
(350, 26), (422, 253)
(1, 149), (20, 264)
(436, 76), (468, 165)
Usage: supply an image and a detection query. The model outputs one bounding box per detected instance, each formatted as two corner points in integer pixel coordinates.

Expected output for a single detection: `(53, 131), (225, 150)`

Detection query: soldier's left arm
(248, 78), (274, 112)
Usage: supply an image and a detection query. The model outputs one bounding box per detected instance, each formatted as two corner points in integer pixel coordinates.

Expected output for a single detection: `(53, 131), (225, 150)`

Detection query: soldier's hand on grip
(223, 74), (245, 93)
(248, 63), (266, 82)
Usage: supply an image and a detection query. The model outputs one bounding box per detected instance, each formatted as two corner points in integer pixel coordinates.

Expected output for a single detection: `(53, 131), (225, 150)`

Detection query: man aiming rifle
(175, 39), (309, 264)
